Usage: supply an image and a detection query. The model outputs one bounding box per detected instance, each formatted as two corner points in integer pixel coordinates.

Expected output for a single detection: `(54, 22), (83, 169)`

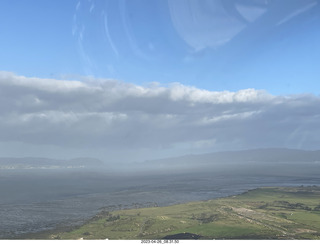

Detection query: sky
(0, 0), (320, 163)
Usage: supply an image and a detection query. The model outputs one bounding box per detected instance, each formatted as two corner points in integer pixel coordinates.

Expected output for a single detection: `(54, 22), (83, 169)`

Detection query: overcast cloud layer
(1, 71), (319, 162)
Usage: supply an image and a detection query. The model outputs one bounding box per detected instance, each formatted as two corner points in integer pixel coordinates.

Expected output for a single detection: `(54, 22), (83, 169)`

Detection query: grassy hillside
(33, 186), (320, 240)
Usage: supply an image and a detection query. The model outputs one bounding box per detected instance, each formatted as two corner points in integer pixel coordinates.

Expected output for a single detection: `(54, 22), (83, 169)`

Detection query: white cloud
(0, 71), (88, 92)
(235, 3), (267, 23)
(76, 1), (81, 11)
(277, 1), (317, 26)
(199, 110), (261, 125)
(89, 3), (95, 13)
(1, 71), (320, 161)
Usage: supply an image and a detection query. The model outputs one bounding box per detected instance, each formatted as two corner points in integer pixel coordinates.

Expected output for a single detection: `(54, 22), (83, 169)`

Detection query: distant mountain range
(2, 148), (320, 173)
(135, 148), (320, 175)
(187, 148), (320, 163)
(0, 157), (104, 170)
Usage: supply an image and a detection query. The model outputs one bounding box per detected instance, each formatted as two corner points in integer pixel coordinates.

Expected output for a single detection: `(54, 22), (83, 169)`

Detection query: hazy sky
(1, 0), (320, 162)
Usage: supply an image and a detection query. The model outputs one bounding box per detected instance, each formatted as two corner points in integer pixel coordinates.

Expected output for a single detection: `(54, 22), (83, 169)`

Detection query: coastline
(12, 185), (320, 240)
(10, 187), (261, 240)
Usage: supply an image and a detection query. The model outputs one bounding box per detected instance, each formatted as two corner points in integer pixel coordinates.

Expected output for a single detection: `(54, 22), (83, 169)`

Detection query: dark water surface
(0, 168), (319, 239)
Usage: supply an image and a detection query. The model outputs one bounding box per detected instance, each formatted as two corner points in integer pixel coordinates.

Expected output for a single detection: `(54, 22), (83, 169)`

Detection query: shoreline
(7, 184), (320, 240)
(9, 186), (260, 240)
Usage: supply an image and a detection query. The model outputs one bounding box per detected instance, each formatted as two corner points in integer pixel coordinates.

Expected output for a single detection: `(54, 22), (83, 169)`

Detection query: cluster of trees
(314, 205), (320, 211)
(259, 201), (320, 211)
(191, 213), (219, 224)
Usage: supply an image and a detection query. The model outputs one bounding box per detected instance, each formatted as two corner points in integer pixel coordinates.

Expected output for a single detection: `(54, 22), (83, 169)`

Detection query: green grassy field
(29, 186), (320, 240)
